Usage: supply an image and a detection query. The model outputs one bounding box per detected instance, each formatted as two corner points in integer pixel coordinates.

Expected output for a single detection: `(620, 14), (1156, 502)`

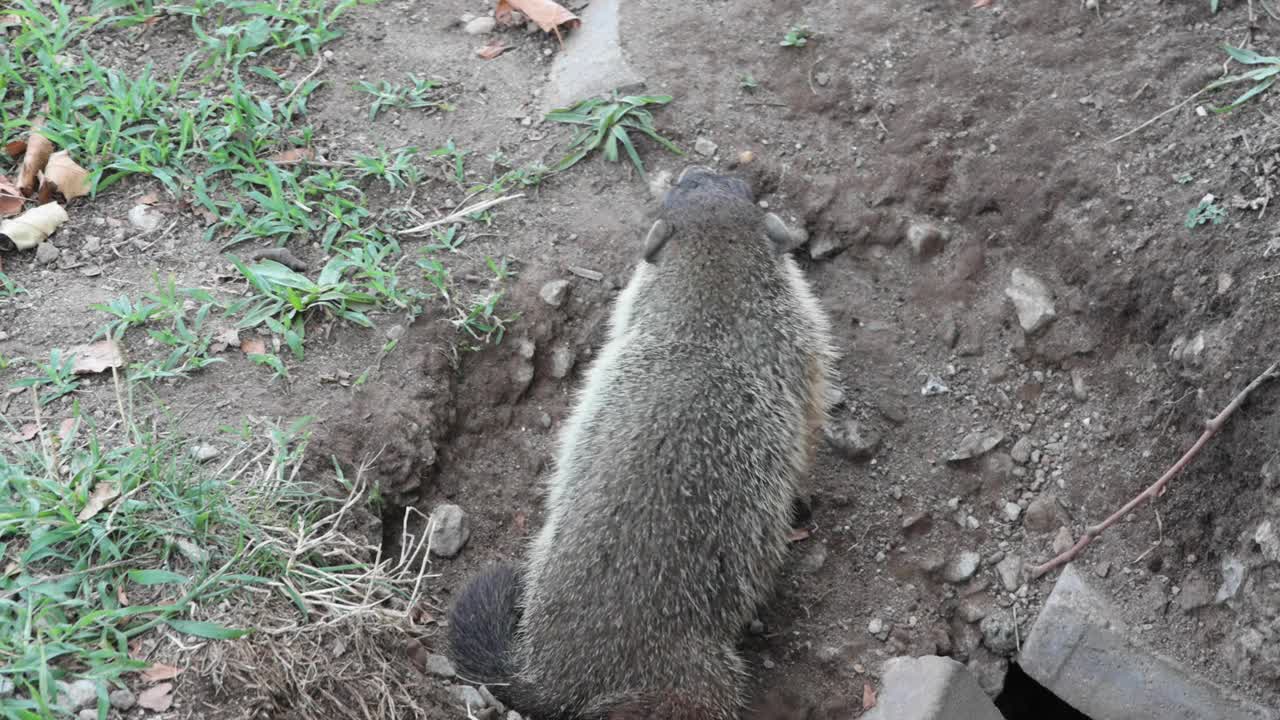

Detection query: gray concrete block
(862, 655), (1004, 720)
(544, 0), (643, 112)
(1021, 565), (1278, 720)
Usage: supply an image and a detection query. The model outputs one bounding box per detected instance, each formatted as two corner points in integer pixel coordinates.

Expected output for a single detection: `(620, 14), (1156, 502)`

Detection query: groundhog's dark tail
(448, 563), (523, 686)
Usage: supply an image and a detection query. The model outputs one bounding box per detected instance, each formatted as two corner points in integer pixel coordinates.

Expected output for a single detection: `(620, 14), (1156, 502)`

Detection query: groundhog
(449, 165), (838, 720)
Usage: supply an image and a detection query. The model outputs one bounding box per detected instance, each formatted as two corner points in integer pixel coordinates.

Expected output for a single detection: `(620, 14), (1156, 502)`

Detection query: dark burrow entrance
(995, 663), (1092, 720)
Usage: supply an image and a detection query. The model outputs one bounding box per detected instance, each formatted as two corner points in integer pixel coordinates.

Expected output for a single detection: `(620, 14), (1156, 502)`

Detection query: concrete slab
(861, 655), (1004, 720)
(544, 0), (644, 112)
(1021, 565), (1278, 720)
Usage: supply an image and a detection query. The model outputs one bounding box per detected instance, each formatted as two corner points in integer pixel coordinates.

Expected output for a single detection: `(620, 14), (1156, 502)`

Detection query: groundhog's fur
(449, 166), (837, 720)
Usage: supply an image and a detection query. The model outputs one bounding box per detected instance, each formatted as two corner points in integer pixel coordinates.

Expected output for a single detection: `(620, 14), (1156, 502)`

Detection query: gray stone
(59, 679), (97, 711)
(995, 554), (1023, 592)
(1177, 570), (1214, 613)
(428, 504), (470, 558)
(539, 279), (571, 308)
(947, 430), (1004, 463)
(1023, 493), (1063, 533)
(82, 236), (101, 254)
(980, 610), (1018, 655)
(463, 15), (496, 34)
(693, 137), (718, 157)
(506, 712), (524, 720)
(127, 204), (162, 232)
(861, 655), (1004, 720)
(1010, 436), (1033, 464)
(425, 653), (457, 679)
(1001, 502), (1022, 523)
(907, 222), (946, 259)
(807, 233), (850, 261)
(824, 418), (881, 460)
(957, 594), (991, 623)
(77, 710), (96, 720)
(548, 343), (576, 379)
(1215, 555), (1246, 604)
(1263, 454), (1279, 490)
(1004, 268), (1056, 334)
(450, 685), (487, 711)
(189, 443), (220, 462)
(798, 543), (827, 574)
(867, 617), (891, 641)
(1051, 526), (1074, 555)
(1021, 565), (1277, 720)
(109, 688), (136, 710)
(966, 647), (1009, 697)
(1253, 519), (1280, 563)
(943, 551), (981, 584)
(544, 0), (644, 111)
(35, 241), (60, 265)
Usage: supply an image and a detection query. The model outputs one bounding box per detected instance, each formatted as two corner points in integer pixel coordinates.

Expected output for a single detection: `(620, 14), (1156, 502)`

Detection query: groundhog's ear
(764, 213), (802, 255)
(642, 219), (674, 263)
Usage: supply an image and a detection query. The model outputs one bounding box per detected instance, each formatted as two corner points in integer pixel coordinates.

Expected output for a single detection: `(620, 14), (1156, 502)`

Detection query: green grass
(1186, 195), (1227, 229)
(1206, 45), (1280, 113)
(780, 24), (810, 48)
(545, 93), (683, 180)
(357, 74), (451, 120)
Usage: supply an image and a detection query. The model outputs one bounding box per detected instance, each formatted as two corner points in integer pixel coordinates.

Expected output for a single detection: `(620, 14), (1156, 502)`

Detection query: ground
(2, 0), (1280, 718)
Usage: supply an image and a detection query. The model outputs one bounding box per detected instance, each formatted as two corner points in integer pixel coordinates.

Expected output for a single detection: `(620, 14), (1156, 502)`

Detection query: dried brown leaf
(44, 151), (90, 201)
(972, 0), (993, 6)
(862, 681), (877, 711)
(267, 147), (315, 165)
(7, 422), (38, 443)
(58, 417), (75, 444)
(69, 339), (125, 375)
(140, 663), (183, 683)
(786, 527), (811, 543)
(17, 127), (53, 197)
(477, 39), (511, 60)
(77, 482), (120, 522)
(241, 336), (266, 355)
(136, 683), (174, 712)
(0, 176), (23, 217)
(496, 0), (580, 33)
(3, 140), (25, 159)
(0, 201), (68, 251)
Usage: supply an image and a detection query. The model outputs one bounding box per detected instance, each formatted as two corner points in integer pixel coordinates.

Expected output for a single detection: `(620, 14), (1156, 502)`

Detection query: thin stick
(395, 194), (524, 235)
(1031, 360), (1279, 578)
(1106, 89), (1206, 144)
(283, 54), (324, 106)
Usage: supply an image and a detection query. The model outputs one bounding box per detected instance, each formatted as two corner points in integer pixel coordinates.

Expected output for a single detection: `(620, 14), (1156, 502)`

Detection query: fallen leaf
(69, 339), (125, 375)
(973, 0), (993, 6)
(35, 178), (53, 205)
(77, 482), (120, 522)
(477, 39), (511, 60)
(862, 681), (877, 711)
(0, 201), (68, 251)
(136, 683), (174, 712)
(3, 140), (25, 158)
(58, 417), (75, 444)
(496, 0), (580, 33)
(512, 511), (527, 534)
(196, 208), (218, 226)
(138, 191), (161, 205)
(43, 151), (90, 201)
(267, 147), (315, 165)
(210, 327), (241, 354)
(117, 584), (130, 606)
(7, 422), (38, 443)
(241, 336), (266, 355)
(140, 663), (183, 683)
(0, 176), (22, 217)
(17, 126), (53, 197)
(787, 527), (811, 543)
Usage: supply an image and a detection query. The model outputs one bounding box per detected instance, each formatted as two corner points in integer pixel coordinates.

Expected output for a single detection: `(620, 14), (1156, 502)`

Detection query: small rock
(900, 511), (933, 539)
(694, 137), (718, 157)
(907, 222), (946, 259)
(0, 677), (13, 697)
(538, 412), (553, 429)
(947, 429), (1004, 463)
(128, 204), (162, 232)
(109, 688), (136, 710)
(814, 71), (831, 86)
(451, 685), (487, 710)
(78, 710), (96, 720)
(967, 647), (1010, 697)
(548, 344), (576, 379)
(1023, 494), (1062, 533)
(1216, 555), (1246, 604)
(813, 644), (844, 664)
(478, 686), (505, 713)
(980, 610), (1019, 655)
(507, 712), (524, 720)
(1263, 454), (1279, 489)
(921, 375), (950, 396)
(539, 279), (571, 308)
(82, 236), (102, 254)
(1010, 436), (1034, 465)
(748, 619), (765, 635)
(1004, 268), (1056, 334)
(35, 242), (60, 265)
(1253, 519), (1280, 563)
(938, 312), (959, 349)
(188, 444), (220, 462)
(996, 555), (1023, 592)
(1094, 561), (1111, 578)
(943, 551), (981, 584)
(428, 504), (471, 558)
(60, 679), (97, 711)
(425, 653), (457, 679)
(1001, 502), (1022, 523)
(798, 543), (827, 574)
(464, 15), (497, 34)
(1051, 526), (1074, 555)
(823, 418), (881, 460)
(867, 617), (890, 641)
(807, 233), (849, 261)
(1070, 369), (1089, 401)
(957, 594), (991, 623)
(1216, 272), (1234, 295)
(1177, 570), (1213, 613)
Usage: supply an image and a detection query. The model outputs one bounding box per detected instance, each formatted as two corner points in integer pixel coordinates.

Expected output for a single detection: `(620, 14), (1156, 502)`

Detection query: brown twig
(1031, 360), (1279, 578)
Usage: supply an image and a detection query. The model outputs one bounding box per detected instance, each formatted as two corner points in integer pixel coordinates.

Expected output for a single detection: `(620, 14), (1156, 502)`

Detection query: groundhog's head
(643, 165), (801, 264)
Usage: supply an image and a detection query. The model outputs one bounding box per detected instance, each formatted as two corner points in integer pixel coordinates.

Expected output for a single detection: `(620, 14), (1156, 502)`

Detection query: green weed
(358, 74), (451, 120)
(1186, 195), (1227, 228)
(780, 24), (810, 48)
(545, 93), (683, 179)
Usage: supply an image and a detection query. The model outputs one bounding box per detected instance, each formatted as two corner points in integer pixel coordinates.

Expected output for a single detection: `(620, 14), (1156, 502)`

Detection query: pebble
(694, 137), (718, 157)
(428, 504), (471, 558)
(1051, 526), (1074, 555)
(867, 617), (890, 641)
(1094, 561), (1111, 578)
(1253, 519), (1280, 562)
(548, 344), (576, 379)
(1215, 556), (1245, 603)
(947, 430), (1004, 463)
(127, 204), (162, 232)
(749, 619), (765, 635)
(907, 222), (946, 259)
(798, 543), (828, 573)
(426, 653), (457, 679)
(1001, 502), (1022, 523)
(943, 551), (981, 584)
(1010, 436), (1033, 465)
(958, 594), (991, 623)
(996, 555), (1023, 592)
(1177, 570), (1213, 613)
(35, 242), (60, 265)
(59, 679), (97, 711)
(1004, 268), (1056, 334)
(464, 15), (497, 34)
(539, 279), (571, 308)
(807, 233), (849, 261)
(109, 688), (136, 710)
(980, 610), (1019, 655)
(823, 418), (881, 460)
(507, 712), (524, 720)
(77, 710), (96, 720)
(451, 685), (487, 710)
(189, 444), (220, 462)
(1022, 494), (1061, 533)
